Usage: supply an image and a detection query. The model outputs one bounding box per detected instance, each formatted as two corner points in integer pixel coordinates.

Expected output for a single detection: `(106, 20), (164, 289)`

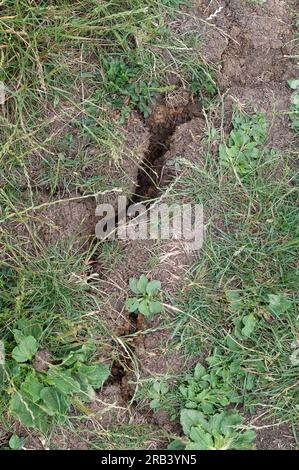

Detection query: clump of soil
(35, 193), (97, 249)
(32, 349), (54, 372)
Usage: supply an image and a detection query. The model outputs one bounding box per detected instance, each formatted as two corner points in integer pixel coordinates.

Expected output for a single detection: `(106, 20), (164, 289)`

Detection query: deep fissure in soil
(107, 97), (203, 394)
(132, 98), (202, 201)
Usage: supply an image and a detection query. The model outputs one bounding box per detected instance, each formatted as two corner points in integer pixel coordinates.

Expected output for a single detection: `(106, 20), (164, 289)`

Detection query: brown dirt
(35, 193), (97, 249)
(94, 239), (155, 336)
(32, 349), (54, 372)
(249, 411), (296, 450)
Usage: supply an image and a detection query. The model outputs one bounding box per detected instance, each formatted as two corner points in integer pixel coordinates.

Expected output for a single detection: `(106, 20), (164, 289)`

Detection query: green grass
(162, 107), (299, 434)
(131, 105), (298, 449)
(0, 0), (298, 451)
(0, 0), (216, 448)
(0, 0), (215, 201)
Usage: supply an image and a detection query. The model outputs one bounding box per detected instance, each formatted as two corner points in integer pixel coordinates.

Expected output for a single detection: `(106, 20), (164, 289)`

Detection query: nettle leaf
(146, 280), (161, 295)
(241, 314), (257, 338)
(76, 362), (110, 389)
(137, 274), (148, 293)
(47, 367), (81, 394)
(11, 336), (38, 363)
(40, 387), (70, 416)
(129, 277), (140, 294)
(9, 434), (24, 450)
(125, 297), (139, 313)
(21, 374), (43, 403)
(268, 294), (292, 316)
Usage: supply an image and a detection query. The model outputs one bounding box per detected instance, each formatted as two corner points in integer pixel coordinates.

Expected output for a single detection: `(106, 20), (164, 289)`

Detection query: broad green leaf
(47, 367), (81, 394)
(146, 280), (161, 295)
(233, 430), (256, 448)
(21, 374), (43, 402)
(11, 336), (38, 363)
(129, 277), (140, 294)
(71, 371), (97, 402)
(268, 294), (292, 316)
(16, 319), (42, 340)
(9, 434), (24, 450)
(245, 373), (255, 391)
(125, 297), (139, 312)
(59, 342), (96, 366)
(292, 94), (299, 106)
(189, 427), (213, 450)
(9, 393), (49, 432)
(241, 314), (256, 338)
(219, 144), (229, 163)
(194, 363), (206, 380)
(167, 439), (185, 450)
(138, 299), (150, 317)
(288, 78), (299, 90)
(23, 324), (43, 341)
(137, 274), (148, 293)
(180, 409), (206, 435)
(149, 300), (163, 314)
(220, 411), (242, 433)
(150, 398), (160, 409)
(76, 362), (110, 389)
(13, 329), (26, 344)
(226, 290), (243, 312)
(40, 387), (70, 416)
(153, 380), (169, 395)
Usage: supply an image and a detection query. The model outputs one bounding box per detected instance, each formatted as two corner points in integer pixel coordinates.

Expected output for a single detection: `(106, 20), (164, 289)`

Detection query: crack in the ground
(105, 95), (204, 397)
